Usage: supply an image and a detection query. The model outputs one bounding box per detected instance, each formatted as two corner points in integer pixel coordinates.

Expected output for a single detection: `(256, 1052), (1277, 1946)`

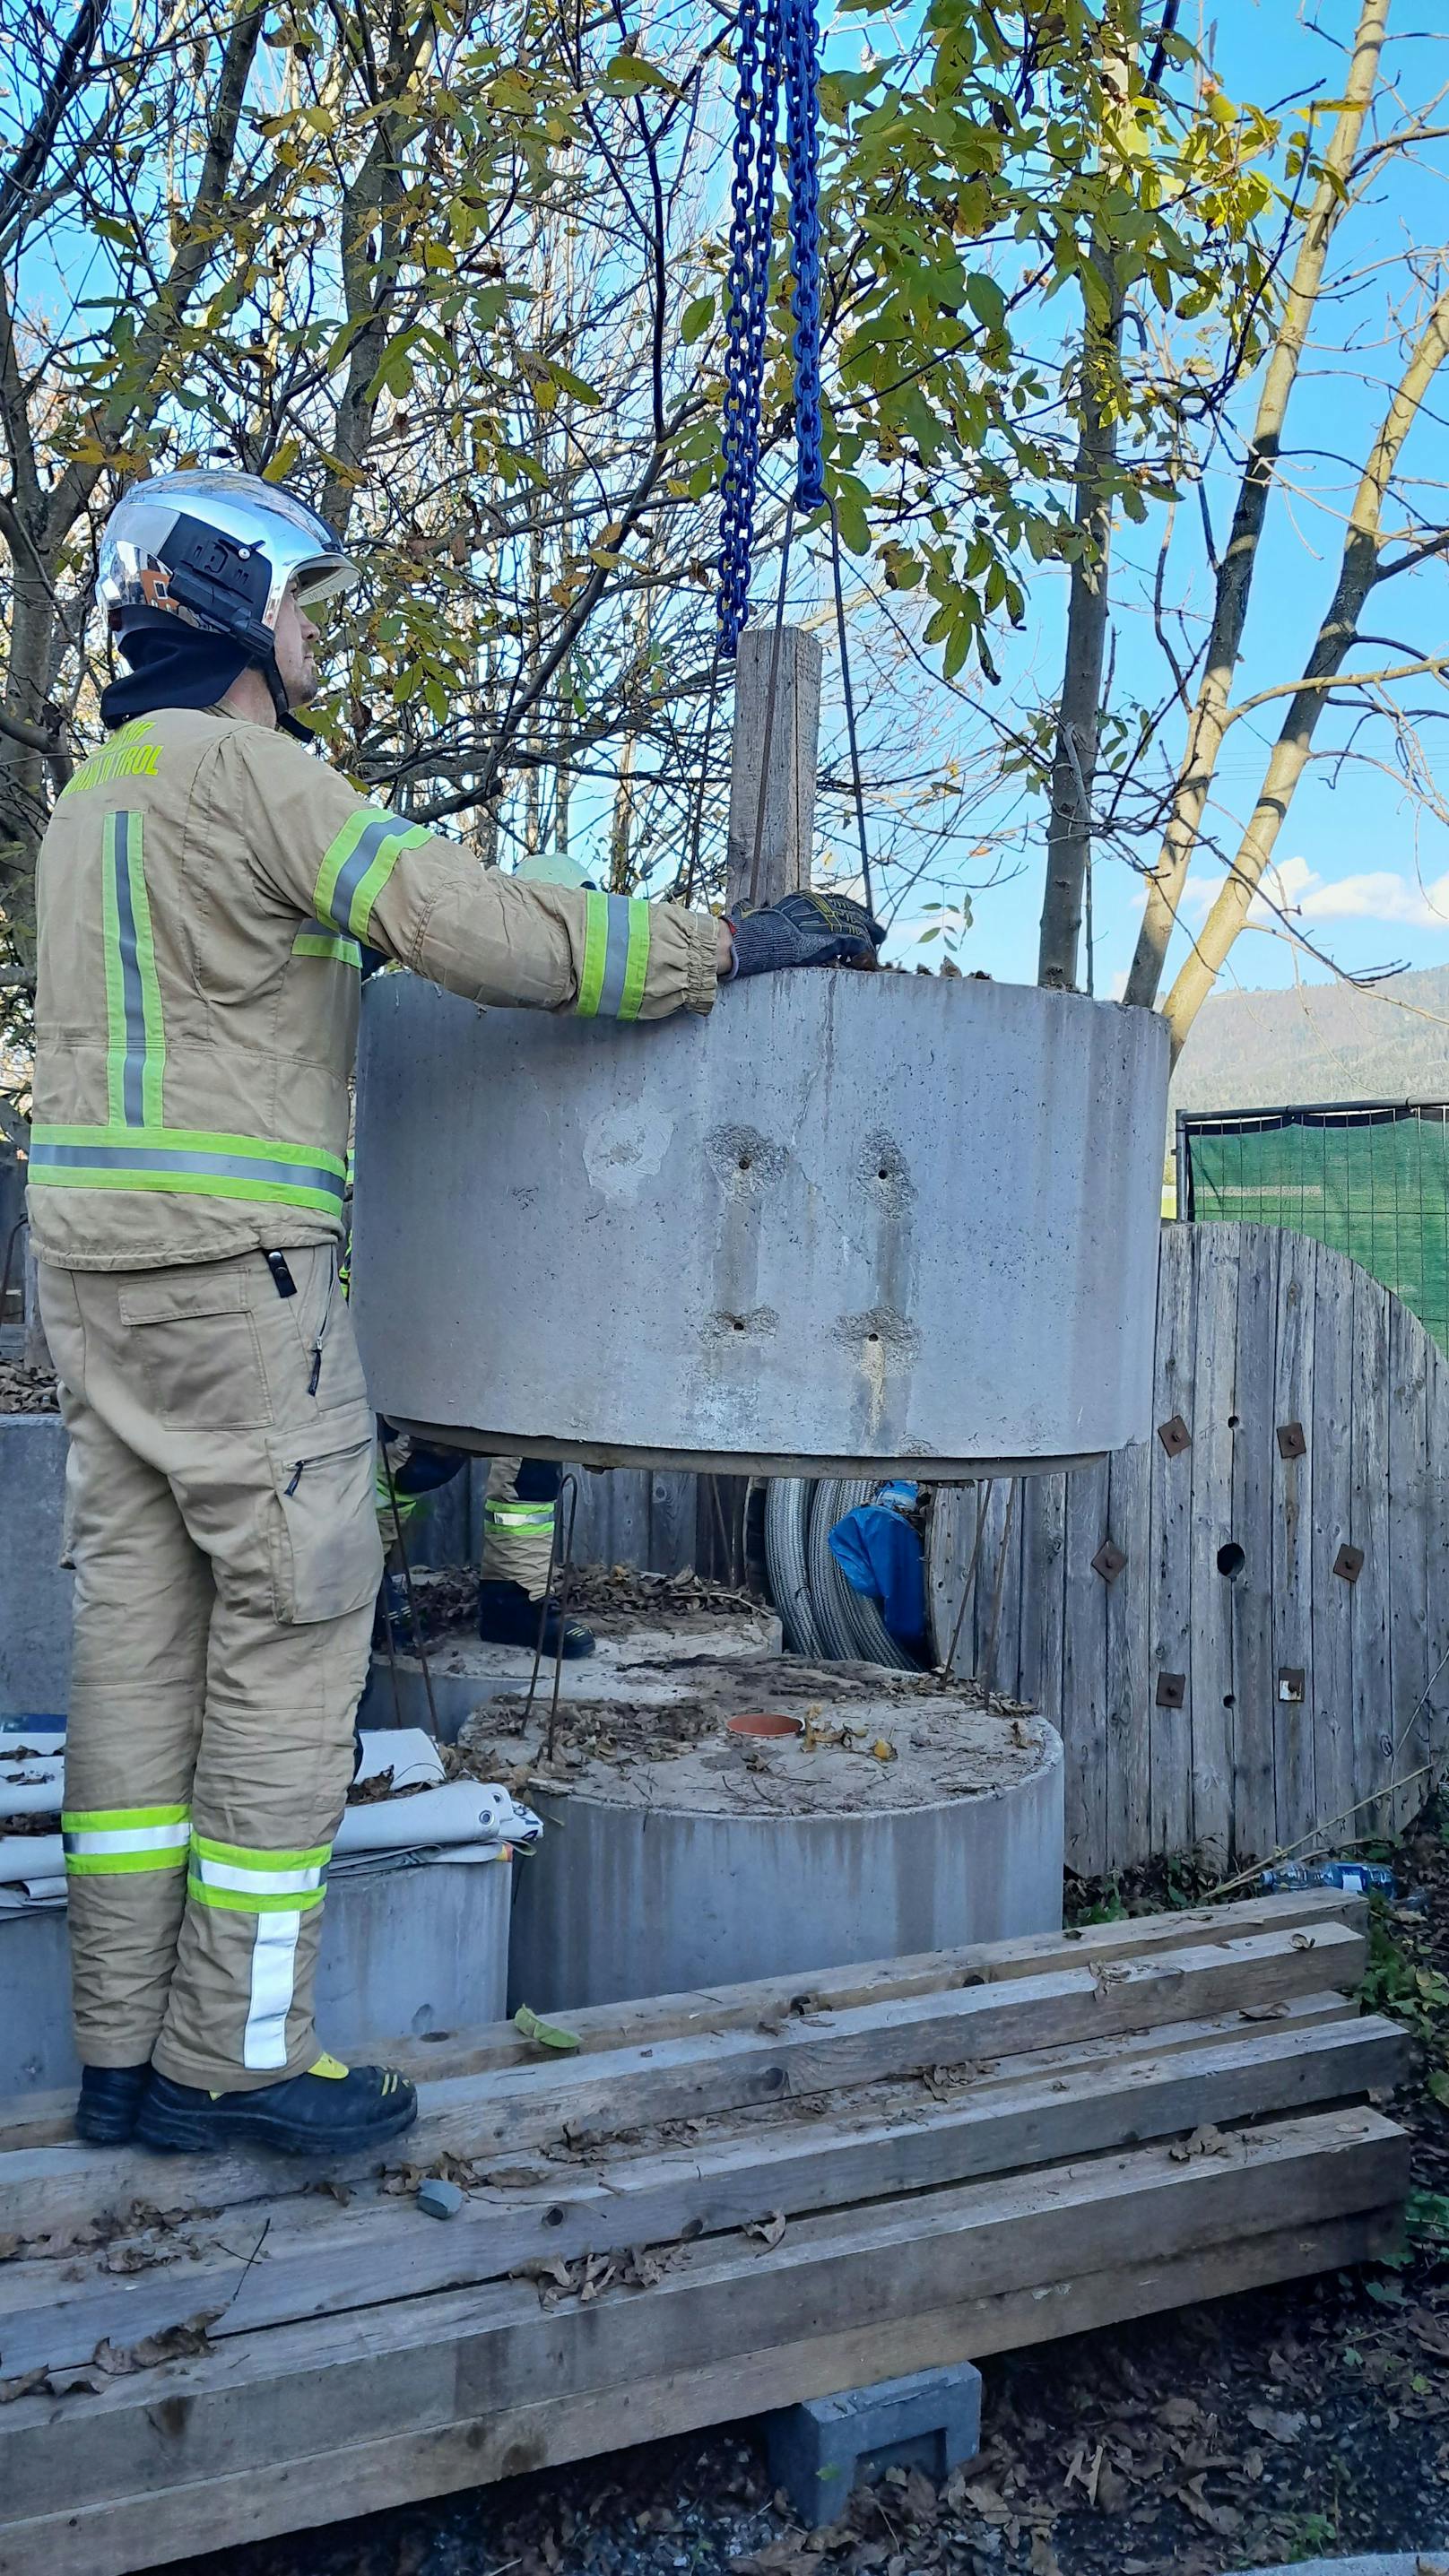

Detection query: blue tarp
(828, 1481), (925, 1644)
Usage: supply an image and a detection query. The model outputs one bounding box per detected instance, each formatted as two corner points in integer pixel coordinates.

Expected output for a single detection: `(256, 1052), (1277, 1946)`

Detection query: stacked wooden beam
(0, 1891), (1410, 2576)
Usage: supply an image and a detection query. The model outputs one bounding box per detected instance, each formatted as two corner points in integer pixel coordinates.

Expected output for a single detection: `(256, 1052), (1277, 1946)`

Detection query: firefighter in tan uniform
(30, 469), (881, 2157)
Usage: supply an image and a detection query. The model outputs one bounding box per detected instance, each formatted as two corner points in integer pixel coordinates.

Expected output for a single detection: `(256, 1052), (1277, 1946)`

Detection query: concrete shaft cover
(352, 968), (1168, 1477)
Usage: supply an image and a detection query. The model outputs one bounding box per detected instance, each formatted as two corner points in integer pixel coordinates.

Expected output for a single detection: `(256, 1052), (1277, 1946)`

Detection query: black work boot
(135, 2054), (418, 2156)
(477, 1577), (595, 1660)
(75, 2062), (151, 2144)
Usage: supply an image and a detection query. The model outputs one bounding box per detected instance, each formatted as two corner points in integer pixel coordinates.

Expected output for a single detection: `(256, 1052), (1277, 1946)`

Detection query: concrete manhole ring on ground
(458, 1657), (1064, 2010)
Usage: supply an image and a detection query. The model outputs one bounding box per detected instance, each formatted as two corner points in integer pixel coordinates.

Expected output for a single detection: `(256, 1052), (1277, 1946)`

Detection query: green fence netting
(1180, 1103), (1449, 1352)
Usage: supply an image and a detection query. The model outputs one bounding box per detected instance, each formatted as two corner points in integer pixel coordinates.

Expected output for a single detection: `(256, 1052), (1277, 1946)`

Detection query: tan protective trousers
(39, 1247), (382, 2092)
(480, 1456), (559, 1599)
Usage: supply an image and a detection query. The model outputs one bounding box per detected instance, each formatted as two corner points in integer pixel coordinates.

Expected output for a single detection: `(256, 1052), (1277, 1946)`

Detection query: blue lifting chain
(717, 0), (824, 659)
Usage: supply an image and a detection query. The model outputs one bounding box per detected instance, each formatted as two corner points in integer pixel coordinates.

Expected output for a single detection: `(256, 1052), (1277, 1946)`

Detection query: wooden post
(725, 624), (822, 909)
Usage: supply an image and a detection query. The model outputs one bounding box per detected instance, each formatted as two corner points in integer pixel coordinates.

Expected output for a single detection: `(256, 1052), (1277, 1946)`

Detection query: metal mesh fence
(1179, 1100), (1449, 1351)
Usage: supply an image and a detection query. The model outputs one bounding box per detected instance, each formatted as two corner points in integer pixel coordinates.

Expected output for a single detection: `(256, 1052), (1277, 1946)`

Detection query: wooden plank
(647, 1473), (695, 1578)
(1105, 1438), (1151, 1869)
(1423, 1337), (1449, 1797)
(1149, 1225), (1195, 1859)
(1311, 1236), (1357, 1840)
(0, 2106), (1407, 2524)
(993, 1477), (1025, 1697)
(0, 2201), (1402, 2576)
(1018, 1470), (1066, 1732)
(725, 625), (822, 909)
(0, 2010), (1402, 2380)
(0, 2203), (1401, 2576)
(0, 1889), (1367, 2158)
(975, 1478), (1017, 1689)
(3, 1980), (1360, 2199)
(1061, 1455), (1109, 1873)
(1189, 1225), (1240, 1861)
(1349, 1261), (1393, 1840)
(1271, 1230), (1317, 1851)
(925, 1482), (971, 1672)
(1230, 1227), (1280, 1862)
(1387, 1292), (1430, 1834)
(0, 1921), (1369, 2240)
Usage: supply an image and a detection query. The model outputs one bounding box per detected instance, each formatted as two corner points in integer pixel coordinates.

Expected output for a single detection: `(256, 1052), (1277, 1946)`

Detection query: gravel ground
(174, 1815), (1449, 2576)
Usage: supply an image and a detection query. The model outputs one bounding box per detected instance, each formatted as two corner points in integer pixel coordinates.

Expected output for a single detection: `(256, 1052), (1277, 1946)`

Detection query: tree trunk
(0, 561), (65, 972)
(1161, 280), (1449, 1054)
(1124, 0), (1390, 1009)
(1037, 247), (1123, 992)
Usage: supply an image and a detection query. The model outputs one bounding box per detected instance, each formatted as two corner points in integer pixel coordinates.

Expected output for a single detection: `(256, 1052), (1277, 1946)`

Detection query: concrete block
(765, 2363), (983, 2526)
(0, 1858), (511, 2095)
(0, 1415), (71, 1720)
(351, 970), (1169, 1478)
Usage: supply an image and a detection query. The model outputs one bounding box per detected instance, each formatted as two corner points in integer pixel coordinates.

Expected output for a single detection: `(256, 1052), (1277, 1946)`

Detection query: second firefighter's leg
(40, 1268), (211, 2089)
(478, 1456), (594, 1657)
(481, 1455), (557, 1597)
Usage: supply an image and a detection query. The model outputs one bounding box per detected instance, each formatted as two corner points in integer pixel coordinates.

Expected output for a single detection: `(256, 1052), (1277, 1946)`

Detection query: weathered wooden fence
(928, 1224), (1449, 1872)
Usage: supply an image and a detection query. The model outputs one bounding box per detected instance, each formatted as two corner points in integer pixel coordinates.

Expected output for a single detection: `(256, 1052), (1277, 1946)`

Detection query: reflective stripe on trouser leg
(244, 1913), (304, 2069)
(481, 1455), (557, 1600)
(187, 1833), (325, 2071)
(63, 1805), (191, 1873)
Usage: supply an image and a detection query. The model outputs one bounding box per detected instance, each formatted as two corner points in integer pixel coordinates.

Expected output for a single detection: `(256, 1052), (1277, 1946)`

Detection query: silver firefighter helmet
(96, 470), (359, 667)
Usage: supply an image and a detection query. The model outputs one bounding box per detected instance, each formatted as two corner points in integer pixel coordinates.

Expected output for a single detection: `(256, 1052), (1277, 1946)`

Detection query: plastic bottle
(1258, 1860), (1397, 1897)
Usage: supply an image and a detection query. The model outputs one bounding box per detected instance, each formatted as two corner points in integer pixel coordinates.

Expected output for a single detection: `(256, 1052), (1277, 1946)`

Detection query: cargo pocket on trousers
(119, 1271), (271, 1428)
(265, 1412), (384, 1624)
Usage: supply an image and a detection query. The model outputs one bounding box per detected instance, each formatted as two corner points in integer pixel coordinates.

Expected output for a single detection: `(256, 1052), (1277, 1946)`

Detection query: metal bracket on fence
(1155, 1671), (1186, 1709)
(1333, 1543), (1365, 1584)
(1091, 1540), (1127, 1584)
(1276, 1421), (1307, 1460)
(1157, 1415), (1192, 1456)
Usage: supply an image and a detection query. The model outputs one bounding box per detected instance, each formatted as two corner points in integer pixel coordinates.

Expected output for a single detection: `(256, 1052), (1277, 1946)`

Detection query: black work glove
(725, 889), (884, 977)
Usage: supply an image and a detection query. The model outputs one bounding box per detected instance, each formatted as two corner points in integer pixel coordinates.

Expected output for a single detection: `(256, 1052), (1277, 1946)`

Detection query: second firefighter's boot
(476, 1577), (595, 1659)
(136, 2053), (417, 2156)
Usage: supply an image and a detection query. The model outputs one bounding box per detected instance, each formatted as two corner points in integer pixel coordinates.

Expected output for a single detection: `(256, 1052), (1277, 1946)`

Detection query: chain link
(784, 0), (824, 513)
(716, 0), (822, 655)
(718, 0), (783, 657)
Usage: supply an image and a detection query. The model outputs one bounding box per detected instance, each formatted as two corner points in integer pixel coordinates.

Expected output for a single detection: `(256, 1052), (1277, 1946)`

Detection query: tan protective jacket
(29, 706), (718, 1271)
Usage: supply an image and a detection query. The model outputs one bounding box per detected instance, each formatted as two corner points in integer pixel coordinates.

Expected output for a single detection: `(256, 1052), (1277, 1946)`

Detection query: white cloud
(1184, 853), (1449, 935)
(1297, 866), (1449, 928)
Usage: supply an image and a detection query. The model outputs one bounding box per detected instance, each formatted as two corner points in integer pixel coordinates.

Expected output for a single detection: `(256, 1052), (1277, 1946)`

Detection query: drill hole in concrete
(727, 1711), (805, 1739)
(732, 1318), (745, 1332)
(867, 1331), (881, 1343)
(738, 1156), (752, 1172)
(1217, 1541), (1246, 1580)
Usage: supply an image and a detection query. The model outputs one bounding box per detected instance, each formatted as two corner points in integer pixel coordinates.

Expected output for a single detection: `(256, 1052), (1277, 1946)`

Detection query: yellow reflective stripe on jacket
(188, 1831), (330, 1914)
(484, 1501), (555, 1531)
(577, 892), (651, 1020)
(62, 1800), (190, 1877)
(291, 920), (363, 967)
(101, 810), (166, 1128)
(314, 811), (429, 944)
(29, 1124), (346, 1218)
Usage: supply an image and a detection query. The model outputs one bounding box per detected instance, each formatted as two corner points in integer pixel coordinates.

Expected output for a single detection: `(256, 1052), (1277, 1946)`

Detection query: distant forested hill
(1170, 966), (1449, 1115)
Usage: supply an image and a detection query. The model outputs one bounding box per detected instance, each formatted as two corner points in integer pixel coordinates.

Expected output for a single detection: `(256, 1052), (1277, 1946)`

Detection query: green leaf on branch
(603, 52), (681, 95)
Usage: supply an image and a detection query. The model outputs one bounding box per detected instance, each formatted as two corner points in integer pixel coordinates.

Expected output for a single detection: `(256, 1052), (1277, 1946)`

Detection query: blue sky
(875, 1), (1449, 1000)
